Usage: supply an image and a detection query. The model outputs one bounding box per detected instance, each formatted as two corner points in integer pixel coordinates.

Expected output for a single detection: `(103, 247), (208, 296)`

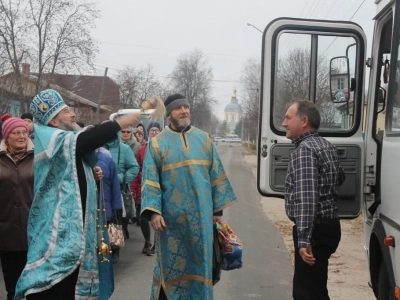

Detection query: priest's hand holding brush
(114, 96), (166, 128)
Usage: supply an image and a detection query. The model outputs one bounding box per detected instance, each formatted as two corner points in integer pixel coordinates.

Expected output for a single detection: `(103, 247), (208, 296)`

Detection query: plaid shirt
(285, 131), (345, 248)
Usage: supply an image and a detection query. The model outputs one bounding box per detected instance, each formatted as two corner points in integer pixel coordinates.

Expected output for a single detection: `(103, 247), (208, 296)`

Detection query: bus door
(257, 18), (366, 218)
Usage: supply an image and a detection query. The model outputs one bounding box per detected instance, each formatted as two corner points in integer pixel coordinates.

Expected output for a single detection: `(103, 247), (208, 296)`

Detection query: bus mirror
(330, 56), (350, 103)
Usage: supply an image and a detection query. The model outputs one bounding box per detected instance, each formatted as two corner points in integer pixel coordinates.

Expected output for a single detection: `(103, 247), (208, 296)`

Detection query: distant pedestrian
(120, 126), (141, 155)
(282, 100), (345, 300)
(136, 123), (147, 141)
(20, 113), (35, 140)
(135, 130), (146, 146)
(141, 94), (237, 299)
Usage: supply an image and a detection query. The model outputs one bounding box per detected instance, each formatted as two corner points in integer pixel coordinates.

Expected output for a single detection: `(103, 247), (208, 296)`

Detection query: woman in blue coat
(104, 137), (139, 262)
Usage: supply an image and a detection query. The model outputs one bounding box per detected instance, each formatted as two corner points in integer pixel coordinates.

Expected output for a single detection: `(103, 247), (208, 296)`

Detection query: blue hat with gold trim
(30, 89), (68, 125)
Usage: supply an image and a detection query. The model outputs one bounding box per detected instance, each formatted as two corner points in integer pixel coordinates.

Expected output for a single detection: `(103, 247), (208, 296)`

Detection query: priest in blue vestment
(14, 89), (141, 300)
(141, 94), (238, 300)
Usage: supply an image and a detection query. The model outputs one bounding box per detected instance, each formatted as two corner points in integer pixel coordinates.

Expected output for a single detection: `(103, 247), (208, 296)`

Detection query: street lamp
(246, 23), (263, 34)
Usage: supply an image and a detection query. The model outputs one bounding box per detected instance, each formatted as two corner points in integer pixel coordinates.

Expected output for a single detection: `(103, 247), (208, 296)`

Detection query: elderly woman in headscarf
(0, 117), (34, 300)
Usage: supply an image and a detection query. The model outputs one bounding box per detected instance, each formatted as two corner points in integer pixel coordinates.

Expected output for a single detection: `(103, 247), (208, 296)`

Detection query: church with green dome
(224, 88), (242, 133)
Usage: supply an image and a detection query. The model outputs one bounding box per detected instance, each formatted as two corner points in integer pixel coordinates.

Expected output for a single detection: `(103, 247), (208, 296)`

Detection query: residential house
(0, 64), (111, 124)
(36, 71), (121, 121)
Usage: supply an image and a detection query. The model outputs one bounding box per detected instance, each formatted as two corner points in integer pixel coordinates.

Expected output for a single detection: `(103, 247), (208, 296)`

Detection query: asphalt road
(0, 143), (293, 300)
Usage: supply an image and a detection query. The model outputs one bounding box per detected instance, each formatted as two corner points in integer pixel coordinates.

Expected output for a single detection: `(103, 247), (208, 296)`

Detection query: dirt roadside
(240, 146), (375, 300)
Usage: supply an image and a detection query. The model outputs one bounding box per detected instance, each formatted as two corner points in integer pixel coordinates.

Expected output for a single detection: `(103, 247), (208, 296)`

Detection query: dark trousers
(292, 219), (341, 300)
(26, 267), (79, 300)
(121, 217), (130, 239)
(0, 250), (27, 300)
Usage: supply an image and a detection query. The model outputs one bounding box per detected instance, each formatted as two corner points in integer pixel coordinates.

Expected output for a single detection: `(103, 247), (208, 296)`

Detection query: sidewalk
(240, 147), (375, 300)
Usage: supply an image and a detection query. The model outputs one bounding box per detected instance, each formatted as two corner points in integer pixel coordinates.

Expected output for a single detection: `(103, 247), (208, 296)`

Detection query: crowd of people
(0, 88), (345, 300)
(0, 90), (238, 300)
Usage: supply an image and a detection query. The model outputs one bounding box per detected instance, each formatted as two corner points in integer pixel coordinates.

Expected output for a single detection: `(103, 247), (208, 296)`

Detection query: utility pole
(241, 114), (245, 141)
(96, 67), (108, 123)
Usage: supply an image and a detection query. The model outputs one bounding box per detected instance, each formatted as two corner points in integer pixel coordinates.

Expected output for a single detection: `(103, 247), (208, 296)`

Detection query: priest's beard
(169, 115), (190, 132)
(58, 120), (82, 131)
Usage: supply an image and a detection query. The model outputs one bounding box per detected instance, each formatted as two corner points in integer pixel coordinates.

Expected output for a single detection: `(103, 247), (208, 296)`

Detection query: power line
(93, 62), (242, 84)
(306, 0), (323, 19)
(348, 0), (366, 20)
(321, 0), (366, 55)
(298, 0), (311, 17)
(322, 0), (339, 20)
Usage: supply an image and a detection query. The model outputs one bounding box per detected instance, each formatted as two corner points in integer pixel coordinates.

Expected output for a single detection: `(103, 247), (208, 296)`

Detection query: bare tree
(117, 64), (166, 109)
(0, 0), (99, 112)
(28, 0), (99, 91)
(0, 0), (30, 111)
(240, 58), (261, 141)
(169, 49), (215, 129)
(274, 48), (333, 127)
(218, 120), (229, 137)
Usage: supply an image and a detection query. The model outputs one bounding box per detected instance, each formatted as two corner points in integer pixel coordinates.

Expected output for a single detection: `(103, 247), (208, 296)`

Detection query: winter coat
(131, 144), (146, 206)
(122, 135), (141, 156)
(96, 150), (122, 220)
(104, 138), (139, 187)
(0, 138), (34, 251)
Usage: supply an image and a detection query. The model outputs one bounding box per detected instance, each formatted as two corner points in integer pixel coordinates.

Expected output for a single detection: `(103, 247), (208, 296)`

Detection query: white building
(224, 88), (242, 133)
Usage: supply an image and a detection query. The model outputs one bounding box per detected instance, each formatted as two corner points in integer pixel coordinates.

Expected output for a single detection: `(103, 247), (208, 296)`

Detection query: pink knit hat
(2, 117), (29, 140)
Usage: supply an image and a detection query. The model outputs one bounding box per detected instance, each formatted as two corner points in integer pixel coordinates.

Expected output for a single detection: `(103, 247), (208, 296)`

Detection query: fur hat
(2, 117), (28, 140)
(30, 89), (68, 125)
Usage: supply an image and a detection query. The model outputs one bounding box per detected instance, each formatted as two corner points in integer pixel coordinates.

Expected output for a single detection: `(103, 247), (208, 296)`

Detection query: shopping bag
(216, 222), (243, 271)
(108, 212), (125, 249)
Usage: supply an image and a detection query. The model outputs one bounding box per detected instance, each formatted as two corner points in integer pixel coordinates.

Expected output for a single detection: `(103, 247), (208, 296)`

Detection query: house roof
(0, 73), (110, 111)
(36, 74), (120, 106)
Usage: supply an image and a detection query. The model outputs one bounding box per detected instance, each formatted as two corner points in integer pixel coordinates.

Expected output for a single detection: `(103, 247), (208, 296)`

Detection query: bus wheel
(377, 260), (390, 300)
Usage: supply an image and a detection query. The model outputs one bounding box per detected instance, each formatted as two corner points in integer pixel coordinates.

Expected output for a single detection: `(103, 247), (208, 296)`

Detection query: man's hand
(92, 166), (103, 181)
(115, 113), (141, 129)
(299, 245), (315, 266)
(151, 213), (166, 231)
(213, 216), (223, 223)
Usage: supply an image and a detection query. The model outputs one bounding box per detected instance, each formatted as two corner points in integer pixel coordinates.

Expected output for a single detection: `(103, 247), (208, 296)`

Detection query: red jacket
(131, 144), (146, 205)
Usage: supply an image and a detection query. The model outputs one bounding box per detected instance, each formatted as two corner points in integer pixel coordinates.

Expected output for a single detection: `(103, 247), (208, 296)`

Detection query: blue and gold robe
(141, 126), (237, 300)
(14, 124), (106, 300)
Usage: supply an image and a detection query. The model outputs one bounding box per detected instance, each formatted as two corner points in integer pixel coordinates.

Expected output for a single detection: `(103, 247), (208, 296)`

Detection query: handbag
(216, 222), (243, 271)
(117, 145), (134, 219)
(213, 223), (223, 285)
(108, 211), (125, 249)
(121, 181), (134, 219)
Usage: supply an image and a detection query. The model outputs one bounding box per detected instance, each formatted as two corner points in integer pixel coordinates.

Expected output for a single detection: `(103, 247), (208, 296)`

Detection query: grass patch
(242, 143), (257, 155)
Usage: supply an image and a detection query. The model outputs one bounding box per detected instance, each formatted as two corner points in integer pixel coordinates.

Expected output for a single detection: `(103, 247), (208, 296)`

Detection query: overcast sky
(92, 0), (376, 120)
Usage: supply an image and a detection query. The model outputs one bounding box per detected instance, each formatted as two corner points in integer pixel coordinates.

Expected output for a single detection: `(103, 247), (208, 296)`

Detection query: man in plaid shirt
(283, 100), (345, 300)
